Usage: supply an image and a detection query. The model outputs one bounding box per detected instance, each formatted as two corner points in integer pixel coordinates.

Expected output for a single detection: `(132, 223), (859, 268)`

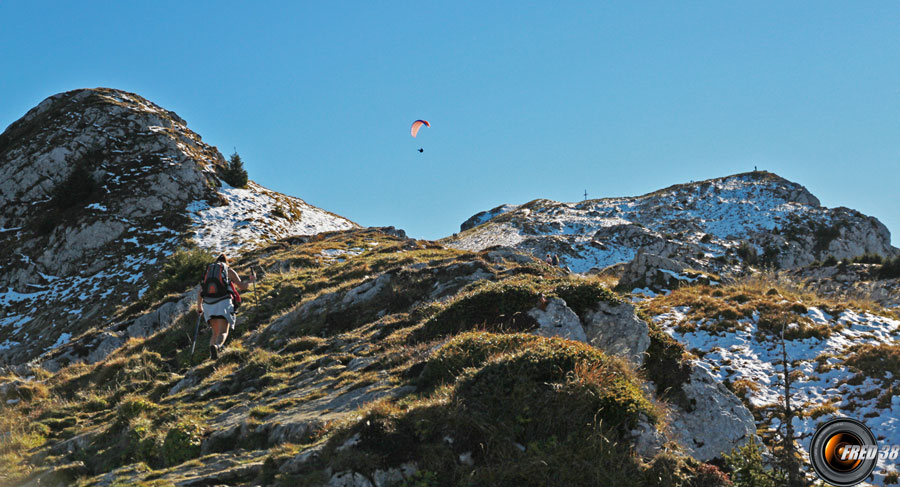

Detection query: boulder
(527, 298), (586, 342)
(630, 415), (666, 458)
(618, 252), (688, 292)
(582, 300), (650, 364)
(666, 363), (757, 461)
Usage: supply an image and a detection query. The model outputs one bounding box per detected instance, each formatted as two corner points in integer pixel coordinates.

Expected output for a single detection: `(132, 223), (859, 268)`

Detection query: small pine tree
(222, 151), (249, 188)
(724, 436), (785, 487)
(52, 162), (99, 209)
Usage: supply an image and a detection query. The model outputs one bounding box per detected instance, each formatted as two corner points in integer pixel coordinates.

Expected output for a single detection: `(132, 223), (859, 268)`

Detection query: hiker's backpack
(201, 263), (236, 302)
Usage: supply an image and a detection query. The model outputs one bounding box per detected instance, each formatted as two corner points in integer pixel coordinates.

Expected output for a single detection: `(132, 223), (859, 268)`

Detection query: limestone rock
(330, 471), (373, 487)
(527, 298), (587, 342)
(581, 300), (650, 364)
(618, 252), (688, 292)
(666, 363), (757, 461)
(630, 416), (666, 458)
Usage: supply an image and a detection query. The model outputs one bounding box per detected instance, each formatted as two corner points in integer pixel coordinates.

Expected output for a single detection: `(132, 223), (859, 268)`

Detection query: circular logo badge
(809, 418), (878, 486)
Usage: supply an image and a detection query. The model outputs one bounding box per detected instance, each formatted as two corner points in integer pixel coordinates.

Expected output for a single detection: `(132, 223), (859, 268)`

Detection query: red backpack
(201, 262), (241, 307)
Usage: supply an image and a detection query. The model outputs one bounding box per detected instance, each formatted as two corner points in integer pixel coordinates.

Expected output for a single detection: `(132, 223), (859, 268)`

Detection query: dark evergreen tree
(222, 151), (249, 188)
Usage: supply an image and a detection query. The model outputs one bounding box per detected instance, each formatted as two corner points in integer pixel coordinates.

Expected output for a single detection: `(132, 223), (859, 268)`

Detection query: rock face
(581, 300), (650, 364)
(527, 297), (587, 342)
(447, 171), (898, 274)
(0, 88), (355, 366)
(618, 252), (688, 292)
(665, 364), (758, 461)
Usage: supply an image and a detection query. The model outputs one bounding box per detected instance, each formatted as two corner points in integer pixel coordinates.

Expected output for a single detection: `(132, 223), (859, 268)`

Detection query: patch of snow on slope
(188, 182), (356, 254)
(450, 222), (527, 251)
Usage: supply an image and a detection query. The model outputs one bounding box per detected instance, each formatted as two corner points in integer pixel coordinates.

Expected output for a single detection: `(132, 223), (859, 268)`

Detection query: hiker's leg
(215, 320), (229, 348)
(209, 318), (228, 348)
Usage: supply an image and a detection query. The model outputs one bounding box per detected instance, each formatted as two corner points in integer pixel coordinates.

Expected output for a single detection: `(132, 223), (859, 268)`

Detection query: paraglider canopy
(410, 120), (430, 138)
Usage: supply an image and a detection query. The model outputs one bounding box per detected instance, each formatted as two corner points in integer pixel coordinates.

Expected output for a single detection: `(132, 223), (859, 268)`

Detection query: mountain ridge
(448, 170), (896, 278)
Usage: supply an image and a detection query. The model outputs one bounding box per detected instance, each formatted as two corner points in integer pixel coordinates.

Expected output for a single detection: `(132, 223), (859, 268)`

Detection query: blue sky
(1, 2), (898, 243)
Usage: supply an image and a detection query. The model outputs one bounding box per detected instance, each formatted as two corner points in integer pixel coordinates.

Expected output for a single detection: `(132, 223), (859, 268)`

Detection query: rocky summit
(2, 88), (900, 487)
(448, 171), (897, 285)
(0, 88), (355, 366)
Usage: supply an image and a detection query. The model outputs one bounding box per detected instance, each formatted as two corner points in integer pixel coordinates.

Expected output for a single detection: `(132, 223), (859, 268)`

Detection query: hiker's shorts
(202, 298), (235, 327)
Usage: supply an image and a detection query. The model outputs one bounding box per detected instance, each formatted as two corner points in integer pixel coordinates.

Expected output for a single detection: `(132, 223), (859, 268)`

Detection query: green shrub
(736, 241), (758, 265)
(552, 279), (621, 316)
(723, 436), (784, 487)
(145, 247), (215, 303)
(879, 256), (900, 279)
(121, 416), (161, 465)
(413, 277), (620, 342)
(33, 149), (106, 236)
(413, 279), (544, 341)
(644, 452), (732, 487)
(419, 332), (541, 388)
(823, 255), (838, 267)
(117, 395), (159, 422)
(643, 325), (694, 411)
(853, 253), (885, 265)
(160, 419), (204, 466)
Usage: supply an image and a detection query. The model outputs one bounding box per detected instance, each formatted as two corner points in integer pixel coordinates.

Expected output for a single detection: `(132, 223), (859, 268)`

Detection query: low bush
(853, 253), (885, 265)
(145, 247), (215, 303)
(723, 436), (784, 487)
(160, 418), (204, 466)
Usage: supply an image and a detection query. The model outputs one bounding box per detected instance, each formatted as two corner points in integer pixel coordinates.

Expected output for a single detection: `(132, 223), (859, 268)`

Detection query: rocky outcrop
(329, 463), (418, 487)
(520, 293), (752, 460)
(665, 364), (757, 461)
(37, 289), (197, 372)
(460, 204), (518, 232)
(581, 300), (650, 364)
(618, 252), (689, 292)
(527, 297), (587, 342)
(448, 171), (897, 275)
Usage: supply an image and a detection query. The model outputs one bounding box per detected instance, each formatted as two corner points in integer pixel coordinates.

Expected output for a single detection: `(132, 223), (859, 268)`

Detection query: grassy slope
(2, 228), (727, 487)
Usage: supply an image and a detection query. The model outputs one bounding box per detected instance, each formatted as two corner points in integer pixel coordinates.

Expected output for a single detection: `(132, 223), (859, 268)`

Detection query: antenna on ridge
(583, 189), (588, 201)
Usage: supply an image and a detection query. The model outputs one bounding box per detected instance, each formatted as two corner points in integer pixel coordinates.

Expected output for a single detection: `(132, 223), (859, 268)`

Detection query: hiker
(551, 254), (560, 266)
(545, 253), (553, 265)
(196, 254), (255, 360)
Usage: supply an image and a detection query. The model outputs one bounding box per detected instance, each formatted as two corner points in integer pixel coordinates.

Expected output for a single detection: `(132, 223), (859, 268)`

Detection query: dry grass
(640, 271), (894, 340)
(0, 406), (47, 484)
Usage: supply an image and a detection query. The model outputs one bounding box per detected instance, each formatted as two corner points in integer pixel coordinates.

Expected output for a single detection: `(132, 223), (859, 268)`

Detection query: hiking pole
(251, 267), (258, 304)
(190, 313), (203, 356)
